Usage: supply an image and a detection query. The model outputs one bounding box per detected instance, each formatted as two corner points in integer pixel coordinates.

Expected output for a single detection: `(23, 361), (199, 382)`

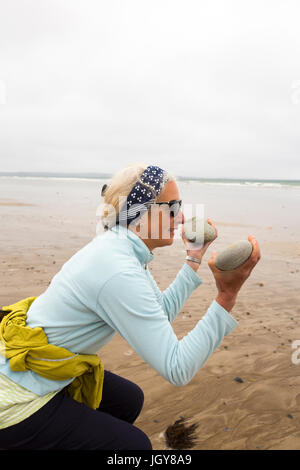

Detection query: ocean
(0, 171), (300, 188)
(1, 172), (300, 237)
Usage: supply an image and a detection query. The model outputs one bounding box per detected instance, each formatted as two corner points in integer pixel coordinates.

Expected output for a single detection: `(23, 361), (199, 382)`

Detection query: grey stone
(215, 240), (253, 271)
(184, 217), (216, 244)
(234, 376), (244, 383)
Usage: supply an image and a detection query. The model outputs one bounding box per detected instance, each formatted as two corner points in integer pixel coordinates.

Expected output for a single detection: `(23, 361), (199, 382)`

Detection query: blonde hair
(100, 162), (176, 230)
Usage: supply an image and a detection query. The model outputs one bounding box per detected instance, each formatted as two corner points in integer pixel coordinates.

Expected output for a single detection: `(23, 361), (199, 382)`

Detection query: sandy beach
(1, 176), (300, 450)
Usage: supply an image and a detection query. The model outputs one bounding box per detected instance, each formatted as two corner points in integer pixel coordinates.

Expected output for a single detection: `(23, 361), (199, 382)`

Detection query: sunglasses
(152, 199), (182, 217)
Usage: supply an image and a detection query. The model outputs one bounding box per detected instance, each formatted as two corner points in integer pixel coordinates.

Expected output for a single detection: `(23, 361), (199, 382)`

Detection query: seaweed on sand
(164, 416), (199, 450)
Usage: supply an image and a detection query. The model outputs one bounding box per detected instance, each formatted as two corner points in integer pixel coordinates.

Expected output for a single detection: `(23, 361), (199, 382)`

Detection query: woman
(0, 163), (261, 450)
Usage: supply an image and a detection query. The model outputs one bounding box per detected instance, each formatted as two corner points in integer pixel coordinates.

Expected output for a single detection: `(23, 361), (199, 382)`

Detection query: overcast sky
(0, 0), (300, 179)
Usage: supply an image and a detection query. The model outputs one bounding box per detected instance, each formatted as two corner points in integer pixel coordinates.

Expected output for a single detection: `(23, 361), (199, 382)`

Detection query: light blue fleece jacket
(0, 224), (238, 395)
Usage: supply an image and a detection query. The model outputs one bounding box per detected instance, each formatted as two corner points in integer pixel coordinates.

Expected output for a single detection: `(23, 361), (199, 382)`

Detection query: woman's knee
(131, 427), (152, 450)
(136, 384), (144, 411)
(99, 371), (145, 423)
(128, 383), (144, 423)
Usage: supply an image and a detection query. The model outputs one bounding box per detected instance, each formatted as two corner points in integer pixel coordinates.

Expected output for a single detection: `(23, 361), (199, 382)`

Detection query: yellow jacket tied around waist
(0, 297), (104, 409)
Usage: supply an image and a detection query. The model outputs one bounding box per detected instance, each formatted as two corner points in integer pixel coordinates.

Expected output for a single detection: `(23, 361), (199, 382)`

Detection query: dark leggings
(0, 370), (152, 450)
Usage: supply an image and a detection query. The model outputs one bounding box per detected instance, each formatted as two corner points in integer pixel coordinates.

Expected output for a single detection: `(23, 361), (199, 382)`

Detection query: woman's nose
(175, 210), (184, 226)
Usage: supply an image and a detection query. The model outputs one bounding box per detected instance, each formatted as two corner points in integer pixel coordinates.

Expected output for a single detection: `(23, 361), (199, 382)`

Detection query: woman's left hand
(181, 218), (218, 262)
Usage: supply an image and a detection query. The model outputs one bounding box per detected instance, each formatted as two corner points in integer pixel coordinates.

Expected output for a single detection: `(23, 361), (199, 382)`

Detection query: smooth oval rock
(215, 240), (253, 271)
(184, 217), (216, 244)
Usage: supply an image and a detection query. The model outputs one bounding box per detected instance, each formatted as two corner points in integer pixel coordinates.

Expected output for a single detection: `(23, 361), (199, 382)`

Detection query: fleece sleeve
(96, 267), (238, 387)
(146, 263), (203, 323)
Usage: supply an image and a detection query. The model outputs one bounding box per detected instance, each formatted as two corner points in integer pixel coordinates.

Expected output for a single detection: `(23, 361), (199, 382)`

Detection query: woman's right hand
(208, 235), (261, 312)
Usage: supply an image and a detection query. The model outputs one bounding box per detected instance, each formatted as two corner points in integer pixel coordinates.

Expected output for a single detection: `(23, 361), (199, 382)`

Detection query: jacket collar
(110, 224), (154, 268)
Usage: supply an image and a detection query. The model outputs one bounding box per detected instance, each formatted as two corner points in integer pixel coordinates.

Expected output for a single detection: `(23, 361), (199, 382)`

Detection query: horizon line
(0, 171), (299, 182)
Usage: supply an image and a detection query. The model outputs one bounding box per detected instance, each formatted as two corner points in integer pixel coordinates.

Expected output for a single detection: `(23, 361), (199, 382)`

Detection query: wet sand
(1, 178), (300, 449)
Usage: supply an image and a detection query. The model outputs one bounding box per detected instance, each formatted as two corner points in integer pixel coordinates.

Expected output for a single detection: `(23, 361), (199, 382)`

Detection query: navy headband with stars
(116, 165), (168, 226)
